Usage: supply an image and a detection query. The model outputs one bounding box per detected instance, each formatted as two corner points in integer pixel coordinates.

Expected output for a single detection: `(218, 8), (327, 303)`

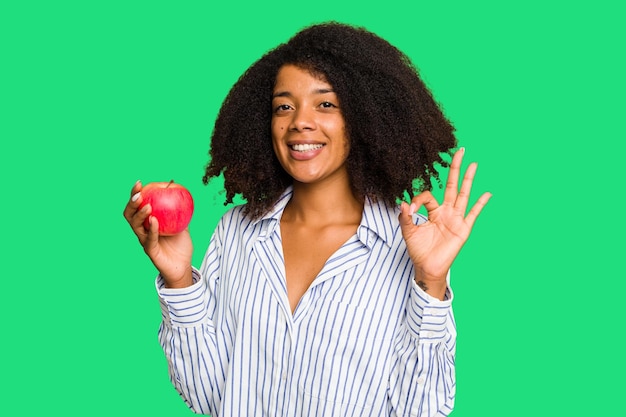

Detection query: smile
(289, 144), (325, 152)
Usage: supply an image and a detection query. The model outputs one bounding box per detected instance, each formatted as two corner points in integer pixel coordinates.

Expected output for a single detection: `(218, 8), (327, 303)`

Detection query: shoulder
(215, 204), (252, 236)
(214, 203), (280, 246)
(220, 204), (248, 222)
(213, 188), (291, 240)
(208, 205), (245, 246)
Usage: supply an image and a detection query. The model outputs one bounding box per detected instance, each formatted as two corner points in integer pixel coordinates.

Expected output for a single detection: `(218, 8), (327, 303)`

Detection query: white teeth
(291, 144), (324, 152)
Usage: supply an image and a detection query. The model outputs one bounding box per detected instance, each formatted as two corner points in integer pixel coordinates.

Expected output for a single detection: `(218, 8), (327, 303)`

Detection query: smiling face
(271, 64), (350, 187)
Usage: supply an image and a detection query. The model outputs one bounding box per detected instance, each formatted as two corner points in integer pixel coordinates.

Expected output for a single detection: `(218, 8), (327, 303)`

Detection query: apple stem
(166, 180), (174, 188)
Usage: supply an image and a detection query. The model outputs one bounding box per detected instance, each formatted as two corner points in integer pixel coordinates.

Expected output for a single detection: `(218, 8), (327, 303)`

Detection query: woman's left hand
(398, 148), (492, 300)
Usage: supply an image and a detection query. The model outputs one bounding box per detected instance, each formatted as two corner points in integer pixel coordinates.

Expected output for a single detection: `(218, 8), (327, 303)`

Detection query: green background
(2, 0), (624, 415)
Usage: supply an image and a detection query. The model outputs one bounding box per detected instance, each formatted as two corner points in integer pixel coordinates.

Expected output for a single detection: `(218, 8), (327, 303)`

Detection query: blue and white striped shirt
(157, 188), (456, 416)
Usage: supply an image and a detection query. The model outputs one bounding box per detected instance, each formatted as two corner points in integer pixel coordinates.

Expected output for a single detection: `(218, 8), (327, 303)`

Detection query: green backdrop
(2, 0), (624, 415)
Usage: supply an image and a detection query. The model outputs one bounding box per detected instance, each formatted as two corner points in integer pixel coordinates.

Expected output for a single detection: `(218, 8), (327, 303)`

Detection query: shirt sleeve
(388, 272), (457, 417)
(156, 228), (228, 415)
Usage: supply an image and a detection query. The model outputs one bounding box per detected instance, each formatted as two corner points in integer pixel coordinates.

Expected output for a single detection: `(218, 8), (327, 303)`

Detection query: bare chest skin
(280, 220), (359, 313)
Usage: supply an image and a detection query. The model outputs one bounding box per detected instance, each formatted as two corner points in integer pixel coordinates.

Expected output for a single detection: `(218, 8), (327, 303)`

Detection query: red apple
(139, 180), (194, 236)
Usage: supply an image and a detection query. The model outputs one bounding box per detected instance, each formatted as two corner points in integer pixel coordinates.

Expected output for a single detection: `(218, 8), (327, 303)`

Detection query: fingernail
(409, 203), (417, 215)
(460, 147), (465, 153)
(131, 192), (140, 202)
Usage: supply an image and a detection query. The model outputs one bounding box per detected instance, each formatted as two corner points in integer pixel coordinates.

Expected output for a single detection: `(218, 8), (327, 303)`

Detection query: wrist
(162, 265), (194, 288)
(414, 269), (448, 301)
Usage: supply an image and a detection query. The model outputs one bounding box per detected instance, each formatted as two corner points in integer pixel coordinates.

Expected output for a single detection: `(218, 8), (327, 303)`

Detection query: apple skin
(139, 181), (194, 236)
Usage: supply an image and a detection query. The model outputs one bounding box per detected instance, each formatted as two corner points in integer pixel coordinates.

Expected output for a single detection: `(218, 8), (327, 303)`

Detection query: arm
(123, 182), (227, 414)
(389, 148), (489, 415)
(388, 276), (456, 416)
(157, 229), (228, 415)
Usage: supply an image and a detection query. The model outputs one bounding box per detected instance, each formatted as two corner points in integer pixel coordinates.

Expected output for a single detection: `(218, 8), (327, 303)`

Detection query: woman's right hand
(123, 181), (194, 288)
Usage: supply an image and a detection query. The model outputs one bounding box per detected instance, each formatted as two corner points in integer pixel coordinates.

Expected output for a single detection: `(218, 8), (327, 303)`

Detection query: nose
(289, 107), (316, 132)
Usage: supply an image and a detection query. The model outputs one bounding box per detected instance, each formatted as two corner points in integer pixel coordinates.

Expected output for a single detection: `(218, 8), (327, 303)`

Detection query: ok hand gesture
(399, 148), (492, 300)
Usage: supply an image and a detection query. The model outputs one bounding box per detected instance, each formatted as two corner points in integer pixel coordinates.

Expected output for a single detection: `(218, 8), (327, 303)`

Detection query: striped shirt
(157, 188), (456, 416)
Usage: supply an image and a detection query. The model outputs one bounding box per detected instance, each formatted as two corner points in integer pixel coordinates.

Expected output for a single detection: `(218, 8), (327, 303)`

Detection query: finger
(129, 180), (142, 197)
(411, 190), (439, 215)
(454, 162), (478, 213)
(122, 180), (143, 222)
(464, 192), (492, 228)
(398, 201), (414, 228)
(123, 181), (149, 235)
(126, 203), (151, 247)
(443, 147), (465, 205)
(398, 201), (421, 241)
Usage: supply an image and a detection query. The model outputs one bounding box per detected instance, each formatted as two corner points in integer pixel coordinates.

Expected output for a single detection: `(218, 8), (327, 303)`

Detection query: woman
(124, 22), (490, 416)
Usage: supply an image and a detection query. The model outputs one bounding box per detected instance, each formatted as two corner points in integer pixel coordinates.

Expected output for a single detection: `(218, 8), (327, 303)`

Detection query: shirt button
(281, 372), (287, 380)
(417, 377), (425, 385)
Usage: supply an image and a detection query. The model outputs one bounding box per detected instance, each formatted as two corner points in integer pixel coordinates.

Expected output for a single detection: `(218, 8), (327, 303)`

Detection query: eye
(319, 101), (337, 109)
(273, 104), (292, 113)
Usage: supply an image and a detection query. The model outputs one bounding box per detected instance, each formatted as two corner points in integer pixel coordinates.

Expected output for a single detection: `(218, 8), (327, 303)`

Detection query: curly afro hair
(203, 22), (457, 219)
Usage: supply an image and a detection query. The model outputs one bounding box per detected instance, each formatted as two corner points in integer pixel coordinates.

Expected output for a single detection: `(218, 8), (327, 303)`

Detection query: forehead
(273, 64), (332, 91)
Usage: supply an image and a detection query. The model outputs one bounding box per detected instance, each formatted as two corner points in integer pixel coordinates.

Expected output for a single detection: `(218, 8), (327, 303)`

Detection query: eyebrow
(272, 88), (335, 99)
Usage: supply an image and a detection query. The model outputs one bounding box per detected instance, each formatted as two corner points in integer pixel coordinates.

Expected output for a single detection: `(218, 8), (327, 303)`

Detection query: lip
(286, 141), (326, 161)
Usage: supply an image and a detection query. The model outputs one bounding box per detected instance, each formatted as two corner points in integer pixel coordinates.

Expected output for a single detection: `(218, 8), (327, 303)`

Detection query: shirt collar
(252, 187), (292, 241)
(359, 197), (397, 248)
(254, 187), (294, 223)
(253, 186), (398, 248)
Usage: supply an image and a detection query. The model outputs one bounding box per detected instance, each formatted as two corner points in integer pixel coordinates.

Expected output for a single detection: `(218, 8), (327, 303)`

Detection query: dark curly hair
(203, 22), (457, 219)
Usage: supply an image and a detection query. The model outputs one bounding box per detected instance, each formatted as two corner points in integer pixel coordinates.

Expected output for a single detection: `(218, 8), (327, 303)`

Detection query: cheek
(341, 127), (350, 157)
(271, 119), (285, 137)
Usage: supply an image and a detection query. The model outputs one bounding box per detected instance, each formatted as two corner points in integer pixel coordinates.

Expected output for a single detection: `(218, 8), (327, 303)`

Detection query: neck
(285, 178), (363, 226)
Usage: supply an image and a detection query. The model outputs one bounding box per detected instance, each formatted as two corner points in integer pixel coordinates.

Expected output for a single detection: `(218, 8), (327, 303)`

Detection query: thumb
(143, 215), (160, 257)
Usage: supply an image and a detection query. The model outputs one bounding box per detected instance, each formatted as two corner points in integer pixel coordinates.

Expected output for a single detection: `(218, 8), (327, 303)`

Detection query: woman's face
(271, 65), (350, 187)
